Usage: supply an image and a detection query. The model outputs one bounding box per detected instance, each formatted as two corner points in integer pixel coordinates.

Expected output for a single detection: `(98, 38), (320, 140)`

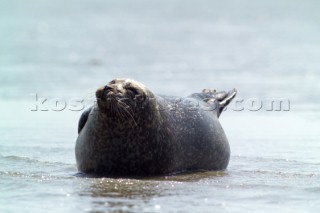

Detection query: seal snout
(96, 84), (123, 101)
(95, 79), (151, 112)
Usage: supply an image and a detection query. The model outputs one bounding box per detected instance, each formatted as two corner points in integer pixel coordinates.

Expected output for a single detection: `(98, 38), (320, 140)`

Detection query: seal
(75, 79), (236, 177)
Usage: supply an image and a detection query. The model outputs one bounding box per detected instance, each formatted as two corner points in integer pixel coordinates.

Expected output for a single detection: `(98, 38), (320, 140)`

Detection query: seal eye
(109, 80), (116, 84)
(126, 87), (139, 96)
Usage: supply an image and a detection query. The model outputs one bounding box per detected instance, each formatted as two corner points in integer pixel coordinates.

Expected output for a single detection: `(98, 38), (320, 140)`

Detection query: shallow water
(1, 0), (320, 212)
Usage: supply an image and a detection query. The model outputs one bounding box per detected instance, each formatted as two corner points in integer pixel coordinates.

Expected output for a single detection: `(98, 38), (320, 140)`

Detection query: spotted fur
(75, 79), (236, 177)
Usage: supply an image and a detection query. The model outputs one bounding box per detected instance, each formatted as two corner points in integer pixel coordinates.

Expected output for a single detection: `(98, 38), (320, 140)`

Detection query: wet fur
(75, 79), (236, 177)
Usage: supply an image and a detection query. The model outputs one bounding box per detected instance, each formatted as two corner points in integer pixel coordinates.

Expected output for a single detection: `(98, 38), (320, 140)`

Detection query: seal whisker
(116, 99), (138, 126)
(109, 97), (129, 125)
(115, 102), (127, 122)
(116, 103), (137, 129)
(118, 105), (136, 128)
(117, 102), (137, 126)
(117, 105), (134, 128)
(117, 100), (135, 116)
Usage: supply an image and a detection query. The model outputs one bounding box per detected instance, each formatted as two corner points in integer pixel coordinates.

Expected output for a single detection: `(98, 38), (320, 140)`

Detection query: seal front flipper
(78, 106), (93, 134)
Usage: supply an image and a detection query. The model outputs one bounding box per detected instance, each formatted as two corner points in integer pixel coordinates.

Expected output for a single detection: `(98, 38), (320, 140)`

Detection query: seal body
(75, 79), (236, 176)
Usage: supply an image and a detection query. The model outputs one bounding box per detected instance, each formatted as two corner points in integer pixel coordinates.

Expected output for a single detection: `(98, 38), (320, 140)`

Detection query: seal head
(95, 79), (149, 112)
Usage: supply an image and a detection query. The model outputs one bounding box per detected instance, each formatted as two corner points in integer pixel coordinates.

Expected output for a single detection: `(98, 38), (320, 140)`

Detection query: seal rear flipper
(213, 89), (237, 117)
(191, 88), (237, 117)
(78, 107), (92, 134)
(217, 89), (237, 109)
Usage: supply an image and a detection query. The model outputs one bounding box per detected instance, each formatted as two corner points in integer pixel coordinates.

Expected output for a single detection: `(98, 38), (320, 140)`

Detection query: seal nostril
(104, 85), (113, 91)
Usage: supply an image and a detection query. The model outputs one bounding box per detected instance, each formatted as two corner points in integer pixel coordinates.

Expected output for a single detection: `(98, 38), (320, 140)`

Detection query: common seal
(75, 79), (236, 176)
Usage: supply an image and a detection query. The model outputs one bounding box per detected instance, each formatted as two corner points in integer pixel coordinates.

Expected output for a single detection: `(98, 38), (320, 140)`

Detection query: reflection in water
(76, 165), (320, 212)
(77, 171), (229, 211)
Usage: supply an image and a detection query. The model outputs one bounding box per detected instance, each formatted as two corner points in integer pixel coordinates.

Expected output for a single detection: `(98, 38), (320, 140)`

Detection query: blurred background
(0, 0), (319, 212)
(1, 0), (319, 101)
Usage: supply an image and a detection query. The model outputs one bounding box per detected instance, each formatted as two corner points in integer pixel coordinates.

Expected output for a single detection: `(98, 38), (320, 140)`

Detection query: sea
(0, 0), (320, 212)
